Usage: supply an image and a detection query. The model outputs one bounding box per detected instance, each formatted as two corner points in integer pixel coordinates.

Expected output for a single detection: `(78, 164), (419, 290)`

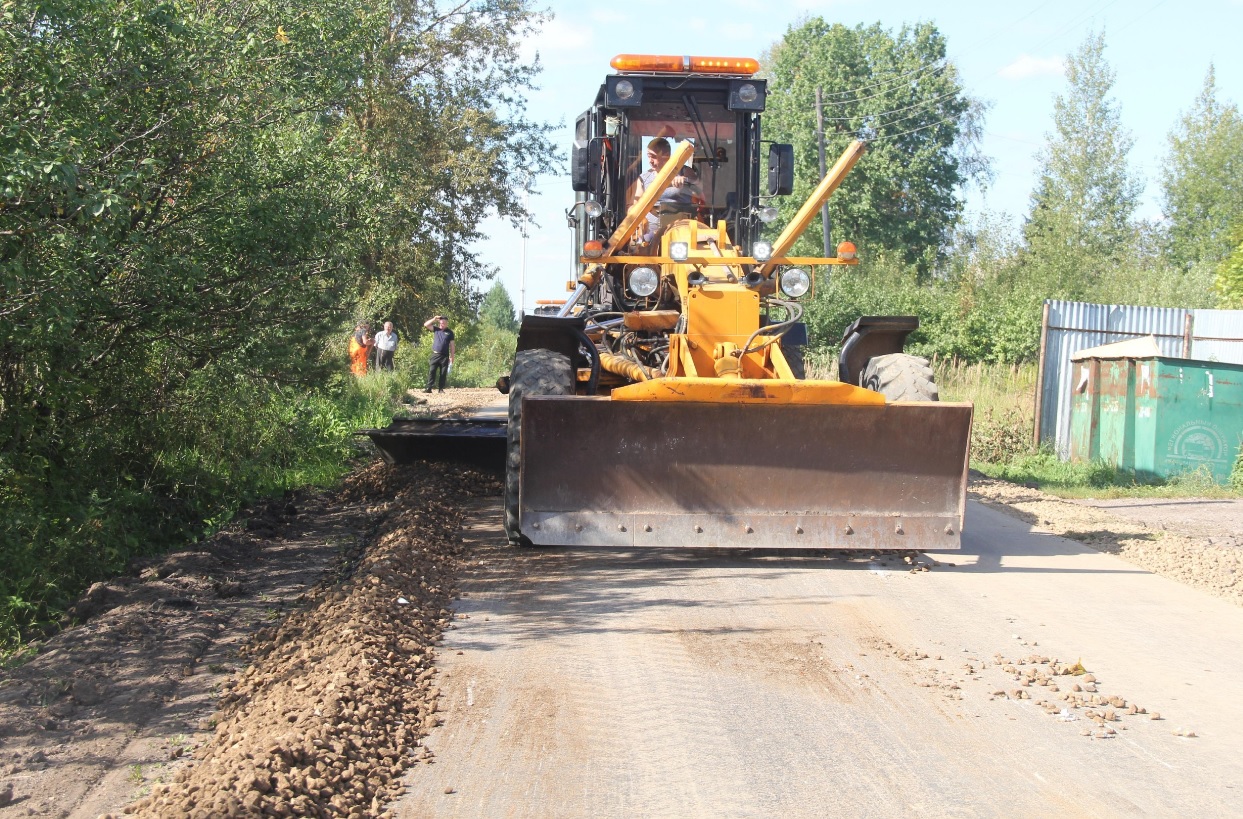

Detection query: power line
(819, 88), (965, 124)
(812, 0), (1060, 107)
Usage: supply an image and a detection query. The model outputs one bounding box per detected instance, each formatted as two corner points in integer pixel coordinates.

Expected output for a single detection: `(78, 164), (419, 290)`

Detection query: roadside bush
(804, 250), (1046, 366)
(970, 406), (1033, 464)
(0, 374), (404, 652)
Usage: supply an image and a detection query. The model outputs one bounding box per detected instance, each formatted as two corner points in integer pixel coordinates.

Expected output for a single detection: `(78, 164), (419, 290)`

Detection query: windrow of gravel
(121, 462), (502, 818)
(968, 476), (1243, 607)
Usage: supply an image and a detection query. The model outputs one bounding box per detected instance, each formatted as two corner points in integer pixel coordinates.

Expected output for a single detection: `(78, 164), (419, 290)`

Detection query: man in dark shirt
(422, 315), (456, 392)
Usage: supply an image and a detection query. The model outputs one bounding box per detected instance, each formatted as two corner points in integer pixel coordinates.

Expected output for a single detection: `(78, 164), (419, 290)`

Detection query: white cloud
(998, 54), (1065, 80)
(519, 18), (595, 65)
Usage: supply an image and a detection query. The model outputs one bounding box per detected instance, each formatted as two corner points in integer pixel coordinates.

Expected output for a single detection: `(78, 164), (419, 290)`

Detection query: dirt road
(3, 436), (1241, 817)
(397, 499), (1243, 817)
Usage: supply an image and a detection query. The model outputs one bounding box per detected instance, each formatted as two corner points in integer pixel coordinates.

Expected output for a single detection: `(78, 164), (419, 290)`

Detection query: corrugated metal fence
(1035, 300), (1243, 457)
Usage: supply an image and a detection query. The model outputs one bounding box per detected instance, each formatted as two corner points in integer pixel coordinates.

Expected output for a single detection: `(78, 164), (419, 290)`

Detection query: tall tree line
(761, 20), (1243, 363)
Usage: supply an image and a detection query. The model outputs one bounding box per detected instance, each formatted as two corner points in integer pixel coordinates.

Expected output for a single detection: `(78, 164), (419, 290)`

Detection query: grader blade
(518, 396), (972, 551)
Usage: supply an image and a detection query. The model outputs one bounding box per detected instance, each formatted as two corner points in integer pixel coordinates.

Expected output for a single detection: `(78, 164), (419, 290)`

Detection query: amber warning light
(610, 54), (760, 76)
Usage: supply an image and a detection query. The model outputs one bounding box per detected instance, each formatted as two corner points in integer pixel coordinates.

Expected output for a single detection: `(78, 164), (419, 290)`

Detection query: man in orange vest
(349, 323), (374, 376)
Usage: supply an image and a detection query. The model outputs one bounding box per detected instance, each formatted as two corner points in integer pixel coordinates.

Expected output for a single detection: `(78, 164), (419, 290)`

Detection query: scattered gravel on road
(399, 387), (503, 418)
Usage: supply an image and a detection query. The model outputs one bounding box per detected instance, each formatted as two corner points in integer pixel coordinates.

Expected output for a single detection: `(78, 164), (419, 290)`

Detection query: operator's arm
(423, 316), (439, 329)
(449, 339), (455, 362)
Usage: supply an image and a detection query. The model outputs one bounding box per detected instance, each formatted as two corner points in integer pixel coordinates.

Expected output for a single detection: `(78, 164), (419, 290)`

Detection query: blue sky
(476, 0), (1243, 314)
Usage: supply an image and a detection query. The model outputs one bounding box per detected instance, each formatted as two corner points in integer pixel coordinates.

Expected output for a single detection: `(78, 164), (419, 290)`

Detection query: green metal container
(1069, 356), (1243, 483)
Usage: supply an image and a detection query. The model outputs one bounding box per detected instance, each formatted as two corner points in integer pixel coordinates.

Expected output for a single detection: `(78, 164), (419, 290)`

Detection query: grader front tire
(503, 349), (575, 546)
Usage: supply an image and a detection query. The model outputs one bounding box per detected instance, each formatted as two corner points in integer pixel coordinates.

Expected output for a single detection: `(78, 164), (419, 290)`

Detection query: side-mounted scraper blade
(518, 396), (972, 551)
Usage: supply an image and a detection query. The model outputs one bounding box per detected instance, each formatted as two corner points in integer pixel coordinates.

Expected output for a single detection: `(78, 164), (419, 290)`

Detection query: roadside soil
(1, 389), (1238, 817)
(969, 474), (1243, 606)
(0, 407), (501, 818)
(396, 388), (501, 419)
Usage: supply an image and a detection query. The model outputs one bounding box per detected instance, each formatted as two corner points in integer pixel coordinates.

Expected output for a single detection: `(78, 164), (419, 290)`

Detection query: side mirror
(571, 140), (590, 192)
(768, 143), (794, 196)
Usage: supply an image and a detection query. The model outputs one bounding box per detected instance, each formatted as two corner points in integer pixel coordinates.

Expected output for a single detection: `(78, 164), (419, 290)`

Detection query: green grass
(975, 449), (1242, 499)
(0, 369), (422, 657)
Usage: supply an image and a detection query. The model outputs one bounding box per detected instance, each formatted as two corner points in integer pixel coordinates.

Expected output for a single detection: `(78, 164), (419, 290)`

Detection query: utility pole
(519, 178), (530, 316)
(815, 87), (832, 255)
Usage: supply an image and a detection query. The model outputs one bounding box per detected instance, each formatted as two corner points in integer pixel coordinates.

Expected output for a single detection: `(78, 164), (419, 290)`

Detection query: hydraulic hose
(741, 299), (803, 356)
(600, 351), (658, 382)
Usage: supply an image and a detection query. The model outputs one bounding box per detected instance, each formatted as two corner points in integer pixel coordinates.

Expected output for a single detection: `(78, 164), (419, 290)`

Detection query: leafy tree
(1217, 229), (1243, 308)
(347, 0), (554, 329)
(762, 19), (990, 271)
(480, 280), (519, 332)
(1161, 66), (1243, 269)
(1023, 31), (1141, 296)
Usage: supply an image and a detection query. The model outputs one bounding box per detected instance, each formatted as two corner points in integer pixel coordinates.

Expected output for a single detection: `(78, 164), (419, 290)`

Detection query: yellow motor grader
(502, 53), (972, 551)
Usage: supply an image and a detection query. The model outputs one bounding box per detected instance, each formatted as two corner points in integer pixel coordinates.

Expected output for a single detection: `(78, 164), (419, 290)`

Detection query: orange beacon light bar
(610, 54), (760, 75)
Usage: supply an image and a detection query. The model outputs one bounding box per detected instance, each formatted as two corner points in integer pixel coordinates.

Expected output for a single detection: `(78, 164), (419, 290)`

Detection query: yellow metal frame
(759, 140), (867, 276)
(612, 377), (885, 405)
(574, 141), (880, 401)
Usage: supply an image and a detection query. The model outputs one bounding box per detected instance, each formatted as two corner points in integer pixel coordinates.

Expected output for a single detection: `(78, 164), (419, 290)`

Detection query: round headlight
(753, 240), (773, 262)
(629, 266), (659, 297)
(583, 200), (603, 218)
(615, 79), (635, 101)
(758, 206), (779, 224)
(737, 83), (758, 104)
(779, 268), (811, 298)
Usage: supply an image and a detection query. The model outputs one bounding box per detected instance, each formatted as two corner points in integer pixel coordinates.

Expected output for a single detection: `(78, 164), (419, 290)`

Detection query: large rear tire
(862, 353), (939, 402)
(504, 348), (575, 546)
(782, 344), (806, 380)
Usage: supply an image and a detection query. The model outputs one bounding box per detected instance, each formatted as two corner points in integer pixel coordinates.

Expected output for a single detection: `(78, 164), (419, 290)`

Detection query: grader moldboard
(367, 54), (973, 551)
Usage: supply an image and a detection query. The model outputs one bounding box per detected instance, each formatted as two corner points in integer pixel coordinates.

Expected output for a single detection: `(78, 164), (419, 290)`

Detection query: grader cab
(503, 54), (972, 551)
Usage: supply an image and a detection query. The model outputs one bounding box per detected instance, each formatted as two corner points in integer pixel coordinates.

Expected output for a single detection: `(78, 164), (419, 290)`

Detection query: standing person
(422, 315), (455, 393)
(348, 323), (374, 377)
(374, 321), (399, 371)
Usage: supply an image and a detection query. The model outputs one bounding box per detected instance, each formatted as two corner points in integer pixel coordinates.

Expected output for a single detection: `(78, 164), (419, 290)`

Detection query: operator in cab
(632, 137), (700, 250)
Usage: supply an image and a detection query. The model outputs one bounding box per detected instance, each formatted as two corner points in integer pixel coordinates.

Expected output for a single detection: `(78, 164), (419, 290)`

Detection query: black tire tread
(782, 344), (806, 380)
(862, 353), (938, 402)
(503, 349), (574, 546)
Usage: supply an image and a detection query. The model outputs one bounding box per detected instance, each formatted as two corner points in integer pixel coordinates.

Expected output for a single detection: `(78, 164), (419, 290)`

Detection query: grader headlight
(629, 266), (660, 297)
(779, 268), (811, 298)
(669, 241), (690, 262)
(752, 240), (773, 262)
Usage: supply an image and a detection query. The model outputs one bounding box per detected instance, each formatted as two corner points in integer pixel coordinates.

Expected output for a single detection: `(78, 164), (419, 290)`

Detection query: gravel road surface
(396, 499), (1243, 817)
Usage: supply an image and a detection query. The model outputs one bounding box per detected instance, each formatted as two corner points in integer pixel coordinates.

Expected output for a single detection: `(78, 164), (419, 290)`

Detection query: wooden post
(815, 88), (832, 255)
(1182, 312), (1194, 359)
(1033, 301), (1051, 449)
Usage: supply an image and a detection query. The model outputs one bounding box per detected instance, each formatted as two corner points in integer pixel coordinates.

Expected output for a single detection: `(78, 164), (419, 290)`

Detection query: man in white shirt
(374, 321), (399, 371)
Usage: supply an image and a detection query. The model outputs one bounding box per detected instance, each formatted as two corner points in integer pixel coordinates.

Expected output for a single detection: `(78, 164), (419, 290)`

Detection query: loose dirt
(0, 423), (500, 817)
(397, 388), (501, 419)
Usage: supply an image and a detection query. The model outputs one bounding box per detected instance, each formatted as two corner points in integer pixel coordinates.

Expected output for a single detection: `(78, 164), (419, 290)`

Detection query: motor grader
(501, 53), (973, 551)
